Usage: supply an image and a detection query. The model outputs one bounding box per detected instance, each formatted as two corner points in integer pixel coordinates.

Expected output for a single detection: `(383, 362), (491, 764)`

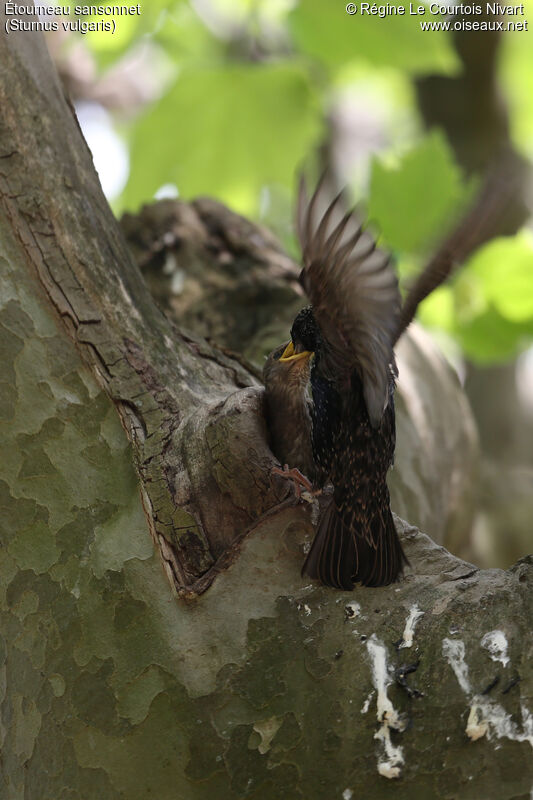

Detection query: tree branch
(0, 17), (477, 600)
(0, 18), (289, 596)
(2, 19), (533, 798)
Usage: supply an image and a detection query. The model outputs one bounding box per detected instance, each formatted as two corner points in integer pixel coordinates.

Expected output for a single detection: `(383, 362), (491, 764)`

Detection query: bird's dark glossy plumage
(263, 175), (407, 589)
(264, 167), (514, 589)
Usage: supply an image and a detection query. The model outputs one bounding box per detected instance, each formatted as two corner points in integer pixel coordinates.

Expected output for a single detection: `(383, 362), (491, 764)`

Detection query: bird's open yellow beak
(279, 341), (313, 363)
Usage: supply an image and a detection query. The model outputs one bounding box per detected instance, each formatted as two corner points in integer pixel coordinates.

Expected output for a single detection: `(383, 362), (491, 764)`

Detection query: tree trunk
(1, 17), (532, 799)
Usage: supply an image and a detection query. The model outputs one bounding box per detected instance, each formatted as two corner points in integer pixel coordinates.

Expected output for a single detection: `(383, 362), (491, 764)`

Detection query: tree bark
(0, 16), (291, 598)
(1, 17), (532, 799)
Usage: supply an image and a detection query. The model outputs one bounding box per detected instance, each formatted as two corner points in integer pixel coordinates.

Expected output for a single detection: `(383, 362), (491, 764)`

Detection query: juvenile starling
(263, 337), (316, 487)
(263, 176), (406, 589)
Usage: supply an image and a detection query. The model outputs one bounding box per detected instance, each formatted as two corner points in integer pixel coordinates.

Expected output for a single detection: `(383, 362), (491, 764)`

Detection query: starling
(263, 176), (406, 589)
(264, 164), (515, 589)
(263, 337), (316, 487)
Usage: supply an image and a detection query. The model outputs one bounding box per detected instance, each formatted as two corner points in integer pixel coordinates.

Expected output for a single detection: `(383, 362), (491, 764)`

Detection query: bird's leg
(271, 464), (321, 499)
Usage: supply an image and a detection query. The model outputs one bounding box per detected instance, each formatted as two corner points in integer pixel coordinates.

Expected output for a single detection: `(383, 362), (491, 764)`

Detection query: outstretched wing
(297, 175), (401, 428)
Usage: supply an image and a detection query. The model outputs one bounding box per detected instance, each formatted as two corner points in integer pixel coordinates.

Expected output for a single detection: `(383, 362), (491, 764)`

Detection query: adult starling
(264, 164), (515, 589)
(263, 176), (406, 589)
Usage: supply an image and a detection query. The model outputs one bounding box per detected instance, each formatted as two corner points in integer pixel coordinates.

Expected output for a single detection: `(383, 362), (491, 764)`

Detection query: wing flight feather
(296, 175), (401, 427)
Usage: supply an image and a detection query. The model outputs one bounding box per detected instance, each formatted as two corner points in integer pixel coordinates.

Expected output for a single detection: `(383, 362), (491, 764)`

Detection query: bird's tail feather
(302, 499), (407, 589)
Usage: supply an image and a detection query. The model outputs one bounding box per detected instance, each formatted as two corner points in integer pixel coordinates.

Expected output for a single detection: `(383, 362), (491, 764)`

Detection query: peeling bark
(0, 16), (293, 597)
(1, 16), (532, 800)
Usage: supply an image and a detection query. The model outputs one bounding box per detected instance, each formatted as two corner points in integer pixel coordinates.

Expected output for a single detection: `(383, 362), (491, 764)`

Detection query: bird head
(263, 339), (313, 393)
(263, 308), (320, 392)
(288, 306), (321, 354)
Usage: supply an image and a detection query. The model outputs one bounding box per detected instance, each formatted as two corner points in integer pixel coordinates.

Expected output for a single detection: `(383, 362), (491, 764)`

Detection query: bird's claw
(271, 464), (321, 500)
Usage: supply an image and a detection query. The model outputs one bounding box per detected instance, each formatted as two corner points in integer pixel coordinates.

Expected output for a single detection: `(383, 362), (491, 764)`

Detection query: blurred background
(43, 0), (533, 569)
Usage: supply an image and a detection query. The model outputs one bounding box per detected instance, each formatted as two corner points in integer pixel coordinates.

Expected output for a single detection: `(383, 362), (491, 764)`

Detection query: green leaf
(455, 306), (533, 365)
(468, 231), (533, 322)
(499, 0), (533, 158)
(79, 0), (182, 69)
(417, 285), (455, 331)
(150, 2), (224, 67)
(122, 62), (323, 214)
(289, 0), (460, 76)
(368, 131), (467, 253)
(78, 0), (217, 73)
(419, 232), (533, 364)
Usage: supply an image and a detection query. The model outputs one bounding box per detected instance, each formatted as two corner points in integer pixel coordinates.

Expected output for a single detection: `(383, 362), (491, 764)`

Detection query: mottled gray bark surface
(1, 15), (532, 800)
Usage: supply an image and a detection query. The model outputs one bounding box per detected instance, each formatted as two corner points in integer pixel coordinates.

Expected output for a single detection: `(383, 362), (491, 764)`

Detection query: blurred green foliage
(500, 0), (533, 158)
(367, 131), (469, 253)
(68, 0), (532, 365)
(289, 0), (459, 73)
(419, 233), (533, 363)
(124, 63), (322, 212)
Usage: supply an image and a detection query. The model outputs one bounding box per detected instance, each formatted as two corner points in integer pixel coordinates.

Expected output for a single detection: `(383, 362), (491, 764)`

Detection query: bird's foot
(271, 464), (321, 501)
